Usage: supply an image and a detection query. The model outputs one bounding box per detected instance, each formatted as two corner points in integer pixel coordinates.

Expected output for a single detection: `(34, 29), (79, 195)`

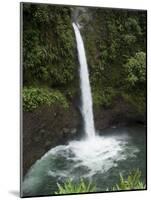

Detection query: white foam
(23, 132), (140, 195)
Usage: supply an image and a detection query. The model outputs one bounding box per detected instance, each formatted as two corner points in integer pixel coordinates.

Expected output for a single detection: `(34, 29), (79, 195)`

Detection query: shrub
(55, 169), (145, 194)
(122, 93), (146, 113)
(55, 178), (96, 194)
(125, 52), (146, 87)
(23, 87), (68, 111)
(109, 169), (146, 191)
(92, 87), (116, 107)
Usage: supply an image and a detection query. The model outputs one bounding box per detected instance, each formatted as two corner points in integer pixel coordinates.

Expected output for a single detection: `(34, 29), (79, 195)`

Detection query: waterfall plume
(72, 22), (95, 138)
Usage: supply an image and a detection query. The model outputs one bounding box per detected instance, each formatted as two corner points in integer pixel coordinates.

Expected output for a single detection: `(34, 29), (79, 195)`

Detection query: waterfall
(72, 22), (95, 138)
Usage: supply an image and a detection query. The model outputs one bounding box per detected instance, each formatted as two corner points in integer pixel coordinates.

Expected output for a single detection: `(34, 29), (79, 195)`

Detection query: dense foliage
(83, 8), (146, 111)
(22, 4), (146, 113)
(125, 52), (146, 88)
(23, 87), (68, 111)
(23, 4), (77, 87)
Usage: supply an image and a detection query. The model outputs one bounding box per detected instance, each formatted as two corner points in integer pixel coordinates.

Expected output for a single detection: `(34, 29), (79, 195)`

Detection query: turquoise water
(22, 125), (146, 197)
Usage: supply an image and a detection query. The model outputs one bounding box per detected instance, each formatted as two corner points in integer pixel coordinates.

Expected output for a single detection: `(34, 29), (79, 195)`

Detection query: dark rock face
(94, 97), (146, 130)
(22, 99), (146, 176)
(22, 104), (81, 176)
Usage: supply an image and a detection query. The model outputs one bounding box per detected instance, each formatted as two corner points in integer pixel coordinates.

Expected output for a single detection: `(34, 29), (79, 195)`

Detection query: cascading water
(22, 20), (143, 197)
(72, 22), (95, 139)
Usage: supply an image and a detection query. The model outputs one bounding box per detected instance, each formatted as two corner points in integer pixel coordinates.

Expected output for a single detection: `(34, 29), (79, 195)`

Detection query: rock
(63, 128), (70, 135)
(71, 128), (77, 135)
(39, 129), (45, 134)
(45, 140), (51, 148)
(62, 128), (77, 137)
(23, 104), (80, 176)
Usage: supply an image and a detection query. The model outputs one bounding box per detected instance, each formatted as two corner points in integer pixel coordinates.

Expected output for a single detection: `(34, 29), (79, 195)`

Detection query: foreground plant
(55, 169), (145, 194)
(55, 178), (96, 194)
(109, 169), (146, 191)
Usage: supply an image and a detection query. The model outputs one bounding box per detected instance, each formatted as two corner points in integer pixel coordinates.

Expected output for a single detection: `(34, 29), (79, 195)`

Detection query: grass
(108, 169), (146, 191)
(55, 169), (146, 194)
(55, 178), (96, 194)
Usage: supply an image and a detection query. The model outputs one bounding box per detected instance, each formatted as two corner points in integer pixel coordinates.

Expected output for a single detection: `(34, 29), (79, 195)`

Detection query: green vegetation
(55, 169), (145, 194)
(122, 51), (146, 113)
(110, 169), (146, 191)
(55, 178), (96, 194)
(122, 93), (146, 113)
(23, 87), (68, 111)
(22, 4), (146, 113)
(84, 9), (146, 112)
(92, 87), (116, 108)
(125, 52), (146, 87)
(23, 4), (76, 87)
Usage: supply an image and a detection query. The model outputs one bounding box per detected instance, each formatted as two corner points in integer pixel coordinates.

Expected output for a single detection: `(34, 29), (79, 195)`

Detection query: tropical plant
(55, 169), (145, 194)
(109, 169), (146, 191)
(55, 178), (96, 194)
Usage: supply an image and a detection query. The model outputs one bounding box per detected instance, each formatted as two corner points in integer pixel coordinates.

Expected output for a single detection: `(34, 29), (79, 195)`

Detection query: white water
(72, 23), (95, 138)
(23, 130), (140, 196)
(22, 23), (142, 197)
